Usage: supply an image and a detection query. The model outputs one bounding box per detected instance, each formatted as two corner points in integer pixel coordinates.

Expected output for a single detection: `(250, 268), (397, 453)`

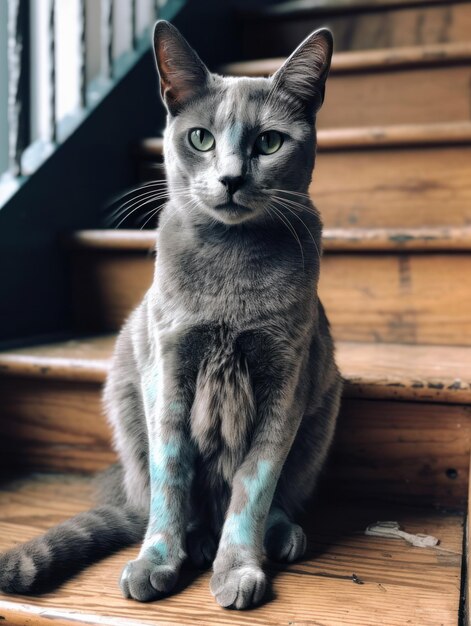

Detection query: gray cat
(0, 21), (342, 610)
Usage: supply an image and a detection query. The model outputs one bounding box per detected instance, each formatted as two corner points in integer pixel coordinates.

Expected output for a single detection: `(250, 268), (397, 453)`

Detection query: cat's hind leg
(264, 379), (341, 564)
(264, 507), (307, 563)
(186, 521), (218, 569)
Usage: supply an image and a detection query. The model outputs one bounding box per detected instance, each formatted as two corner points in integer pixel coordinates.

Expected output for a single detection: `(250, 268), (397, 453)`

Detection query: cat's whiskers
(106, 189), (171, 223)
(271, 195), (321, 261)
(113, 189), (190, 229)
(107, 182), (189, 219)
(268, 188), (312, 201)
(104, 180), (171, 209)
(266, 202), (305, 270)
(157, 193), (199, 232)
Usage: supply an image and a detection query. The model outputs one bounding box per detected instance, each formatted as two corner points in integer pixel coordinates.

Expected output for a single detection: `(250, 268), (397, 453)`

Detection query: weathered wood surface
(227, 41), (471, 74)
(68, 231), (471, 344)
(330, 398), (471, 507)
(71, 226), (471, 252)
(225, 43), (471, 128)
(2, 335), (471, 404)
(320, 252), (471, 345)
(0, 337), (470, 507)
(0, 378), (114, 473)
(313, 142), (471, 229)
(239, 1), (471, 55)
(0, 473), (465, 625)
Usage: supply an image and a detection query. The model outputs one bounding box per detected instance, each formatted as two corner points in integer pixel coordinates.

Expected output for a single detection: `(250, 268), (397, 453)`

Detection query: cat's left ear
(153, 21), (210, 115)
(271, 29), (333, 113)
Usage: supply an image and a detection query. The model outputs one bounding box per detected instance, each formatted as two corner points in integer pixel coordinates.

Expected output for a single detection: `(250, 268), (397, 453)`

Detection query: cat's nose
(219, 175), (244, 195)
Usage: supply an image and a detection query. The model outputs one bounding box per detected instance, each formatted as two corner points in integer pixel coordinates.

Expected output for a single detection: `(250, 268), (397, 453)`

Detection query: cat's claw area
(210, 565), (267, 609)
(186, 527), (217, 569)
(120, 558), (179, 602)
(265, 521), (307, 563)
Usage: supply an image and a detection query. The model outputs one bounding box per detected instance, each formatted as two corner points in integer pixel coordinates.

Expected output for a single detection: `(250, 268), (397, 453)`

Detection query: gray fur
(0, 21), (342, 609)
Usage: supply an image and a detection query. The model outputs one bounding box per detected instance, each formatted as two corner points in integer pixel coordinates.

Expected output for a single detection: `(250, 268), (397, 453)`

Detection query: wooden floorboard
(0, 474), (464, 625)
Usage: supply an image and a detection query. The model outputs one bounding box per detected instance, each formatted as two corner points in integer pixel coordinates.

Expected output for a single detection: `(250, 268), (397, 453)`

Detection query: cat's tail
(0, 505), (146, 594)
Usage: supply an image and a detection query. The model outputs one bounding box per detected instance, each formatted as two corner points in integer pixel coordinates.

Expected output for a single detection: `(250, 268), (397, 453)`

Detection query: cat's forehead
(176, 76), (305, 134)
(211, 77), (272, 128)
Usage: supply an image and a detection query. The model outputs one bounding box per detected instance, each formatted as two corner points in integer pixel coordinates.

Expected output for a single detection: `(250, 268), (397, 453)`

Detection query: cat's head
(153, 21), (332, 226)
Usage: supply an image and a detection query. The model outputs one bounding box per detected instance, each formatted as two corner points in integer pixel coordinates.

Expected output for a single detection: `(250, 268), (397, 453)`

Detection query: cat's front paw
(265, 520), (307, 563)
(210, 565), (266, 609)
(120, 558), (179, 602)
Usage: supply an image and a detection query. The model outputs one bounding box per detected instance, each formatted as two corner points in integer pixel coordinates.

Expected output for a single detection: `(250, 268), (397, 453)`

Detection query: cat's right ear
(153, 21), (210, 115)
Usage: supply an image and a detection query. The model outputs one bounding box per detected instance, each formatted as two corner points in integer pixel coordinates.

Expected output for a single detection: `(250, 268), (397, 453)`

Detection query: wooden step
(223, 43), (471, 129)
(1, 335), (470, 508)
(137, 124), (471, 230)
(237, 0), (471, 55)
(68, 229), (471, 345)
(0, 473), (465, 625)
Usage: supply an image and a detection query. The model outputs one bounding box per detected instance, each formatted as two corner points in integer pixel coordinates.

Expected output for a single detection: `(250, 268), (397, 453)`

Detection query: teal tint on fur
(148, 436), (195, 535)
(189, 128), (215, 151)
(141, 364), (159, 414)
(222, 460), (275, 546)
(145, 537), (169, 562)
(254, 131), (283, 155)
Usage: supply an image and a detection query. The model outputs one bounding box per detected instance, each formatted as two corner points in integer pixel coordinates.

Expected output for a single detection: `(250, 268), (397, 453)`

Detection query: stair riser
(313, 143), (471, 228)
(1, 378), (468, 508)
(319, 64), (471, 128)
(139, 143), (471, 229)
(71, 249), (471, 345)
(0, 378), (114, 473)
(241, 2), (471, 56)
(224, 62), (471, 129)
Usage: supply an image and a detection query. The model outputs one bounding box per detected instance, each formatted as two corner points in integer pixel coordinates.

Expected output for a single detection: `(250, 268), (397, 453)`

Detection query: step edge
(1, 338), (470, 405)
(68, 226), (471, 252)
(237, 0), (466, 20)
(223, 41), (471, 76)
(317, 122), (471, 150)
(137, 122), (471, 158)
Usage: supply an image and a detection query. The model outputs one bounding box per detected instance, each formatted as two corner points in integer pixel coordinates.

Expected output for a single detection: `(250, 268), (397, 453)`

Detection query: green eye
(255, 131), (283, 155)
(189, 128), (215, 152)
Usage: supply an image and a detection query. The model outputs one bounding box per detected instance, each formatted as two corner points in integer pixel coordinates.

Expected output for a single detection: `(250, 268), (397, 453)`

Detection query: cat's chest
(157, 243), (305, 325)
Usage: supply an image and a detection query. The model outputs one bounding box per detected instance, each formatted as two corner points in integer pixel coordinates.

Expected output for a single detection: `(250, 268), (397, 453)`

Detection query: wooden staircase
(1, 2), (471, 624)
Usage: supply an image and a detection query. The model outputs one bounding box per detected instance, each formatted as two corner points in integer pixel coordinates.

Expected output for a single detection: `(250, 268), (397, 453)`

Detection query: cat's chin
(210, 202), (256, 225)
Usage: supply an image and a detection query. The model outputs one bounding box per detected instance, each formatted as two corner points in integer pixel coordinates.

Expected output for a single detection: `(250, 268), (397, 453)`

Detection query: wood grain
(0, 337), (470, 506)
(2, 335), (471, 404)
(70, 226), (471, 253)
(226, 41), (471, 75)
(239, 1), (471, 55)
(0, 378), (115, 473)
(67, 234), (471, 345)
(225, 49), (471, 129)
(320, 252), (471, 345)
(313, 143), (471, 228)
(328, 398), (471, 508)
(0, 473), (465, 625)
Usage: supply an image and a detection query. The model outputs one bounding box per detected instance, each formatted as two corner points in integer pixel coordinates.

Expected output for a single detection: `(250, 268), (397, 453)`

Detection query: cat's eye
(189, 128), (215, 152)
(254, 131), (283, 155)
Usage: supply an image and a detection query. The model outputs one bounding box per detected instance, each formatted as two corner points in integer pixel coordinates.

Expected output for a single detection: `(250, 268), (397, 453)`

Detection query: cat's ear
(153, 21), (210, 115)
(271, 29), (333, 112)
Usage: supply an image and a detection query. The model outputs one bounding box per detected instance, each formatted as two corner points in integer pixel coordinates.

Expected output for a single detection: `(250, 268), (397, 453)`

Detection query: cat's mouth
(214, 201), (252, 214)
(212, 201), (254, 224)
